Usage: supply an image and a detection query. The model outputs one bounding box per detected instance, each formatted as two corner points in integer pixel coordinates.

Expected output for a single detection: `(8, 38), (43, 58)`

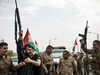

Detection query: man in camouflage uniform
(83, 53), (91, 75)
(41, 45), (55, 75)
(80, 39), (100, 75)
(0, 42), (25, 75)
(73, 55), (79, 75)
(77, 53), (84, 75)
(56, 50), (78, 75)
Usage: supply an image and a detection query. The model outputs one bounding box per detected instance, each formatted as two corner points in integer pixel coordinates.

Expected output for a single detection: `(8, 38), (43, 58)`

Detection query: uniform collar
(79, 57), (82, 59)
(93, 49), (99, 53)
(0, 55), (7, 59)
(45, 51), (50, 55)
(63, 57), (70, 60)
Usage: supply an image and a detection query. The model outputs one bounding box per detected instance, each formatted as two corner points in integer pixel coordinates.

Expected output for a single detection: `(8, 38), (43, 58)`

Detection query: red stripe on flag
(75, 39), (78, 45)
(35, 40), (37, 45)
(23, 28), (30, 45)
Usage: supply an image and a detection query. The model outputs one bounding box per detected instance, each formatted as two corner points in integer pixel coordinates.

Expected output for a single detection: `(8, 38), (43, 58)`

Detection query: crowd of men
(0, 30), (100, 75)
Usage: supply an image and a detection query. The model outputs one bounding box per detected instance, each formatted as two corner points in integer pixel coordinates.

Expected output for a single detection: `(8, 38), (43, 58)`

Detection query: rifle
(78, 21), (89, 49)
(14, 1), (34, 75)
(15, 0), (22, 44)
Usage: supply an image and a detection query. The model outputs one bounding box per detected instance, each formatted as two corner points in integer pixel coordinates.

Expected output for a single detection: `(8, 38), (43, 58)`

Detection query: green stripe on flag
(29, 42), (36, 51)
(72, 46), (75, 52)
(36, 48), (39, 54)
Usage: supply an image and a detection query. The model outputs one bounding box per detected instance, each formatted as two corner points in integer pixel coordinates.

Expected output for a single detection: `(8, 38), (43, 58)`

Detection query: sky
(0, 0), (100, 53)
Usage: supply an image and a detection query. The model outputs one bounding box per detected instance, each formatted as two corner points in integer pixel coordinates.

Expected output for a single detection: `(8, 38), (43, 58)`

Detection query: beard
(3, 51), (7, 55)
(64, 57), (68, 59)
(25, 52), (32, 57)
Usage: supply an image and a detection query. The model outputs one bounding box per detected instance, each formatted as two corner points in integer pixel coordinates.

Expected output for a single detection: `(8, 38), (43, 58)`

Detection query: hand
(24, 57), (32, 63)
(44, 69), (48, 75)
(80, 39), (84, 45)
(53, 71), (55, 75)
(96, 70), (100, 74)
(17, 62), (26, 68)
(57, 72), (59, 75)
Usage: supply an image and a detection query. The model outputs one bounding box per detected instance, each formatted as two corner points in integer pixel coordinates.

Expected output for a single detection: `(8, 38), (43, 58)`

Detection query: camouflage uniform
(0, 55), (18, 75)
(83, 57), (91, 75)
(82, 47), (100, 75)
(77, 57), (83, 75)
(56, 57), (77, 75)
(73, 59), (79, 75)
(41, 51), (55, 75)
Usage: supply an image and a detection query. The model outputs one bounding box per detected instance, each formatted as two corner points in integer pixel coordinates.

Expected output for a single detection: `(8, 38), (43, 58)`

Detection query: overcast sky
(0, 0), (100, 53)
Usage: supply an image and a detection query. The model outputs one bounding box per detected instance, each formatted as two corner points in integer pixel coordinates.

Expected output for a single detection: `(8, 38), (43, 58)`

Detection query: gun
(78, 21), (88, 49)
(15, 0), (22, 44)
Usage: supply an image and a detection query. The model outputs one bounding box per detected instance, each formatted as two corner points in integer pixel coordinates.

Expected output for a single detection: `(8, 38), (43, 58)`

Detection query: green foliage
(7, 50), (13, 57)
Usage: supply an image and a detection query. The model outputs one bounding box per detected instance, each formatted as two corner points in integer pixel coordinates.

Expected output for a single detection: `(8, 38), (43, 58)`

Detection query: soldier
(0, 42), (25, 75)
(73, 55), (79, 75)
(73, 55), (77, 61)
(56, 50), (78, 75)
(41, 45), (55, 75)
(77, 53), (84, 75)
(80, 39), (100, 75)
(17, 30), (34, 75)
(83, 53), (91, 75)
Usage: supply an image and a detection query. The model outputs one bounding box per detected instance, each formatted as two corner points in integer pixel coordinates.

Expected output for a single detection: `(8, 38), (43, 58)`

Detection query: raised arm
(80, 39), (93, 54)
(17, 30), (26, 63)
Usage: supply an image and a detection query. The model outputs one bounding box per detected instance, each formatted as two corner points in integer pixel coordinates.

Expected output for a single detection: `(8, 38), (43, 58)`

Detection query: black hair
(80, 53), (84, 55)
(0, 42), (8, 49)
(24, 44), (33, 50)
(63, 50), (69, 55)
(46, 45), (53, 50)
(93, 40), (100, 45)
(73, 55), (77, 58)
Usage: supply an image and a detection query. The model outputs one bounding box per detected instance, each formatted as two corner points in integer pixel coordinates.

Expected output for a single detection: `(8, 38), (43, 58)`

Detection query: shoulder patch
(38, 57), (41, 59)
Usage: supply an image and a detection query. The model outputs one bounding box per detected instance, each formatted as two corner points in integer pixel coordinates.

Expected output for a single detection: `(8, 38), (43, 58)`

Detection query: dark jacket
(17, 40), (33, 75)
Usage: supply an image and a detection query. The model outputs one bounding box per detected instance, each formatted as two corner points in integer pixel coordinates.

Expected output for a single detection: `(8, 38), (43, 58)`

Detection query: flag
(23, 28), (37, 53)
(72, 39), (78, 52)
(35, 40), (39, 54)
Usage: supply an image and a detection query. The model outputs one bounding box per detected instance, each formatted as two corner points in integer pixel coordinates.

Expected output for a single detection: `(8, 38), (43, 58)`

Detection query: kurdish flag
(72, 39), (78, 52)
(35, 40), (39, 54)
(23, 29), (39, 53)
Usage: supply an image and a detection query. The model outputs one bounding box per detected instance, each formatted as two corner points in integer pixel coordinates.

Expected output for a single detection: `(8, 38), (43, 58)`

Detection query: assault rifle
(15, 0), (22, 44)
(78, 21), (89, 49)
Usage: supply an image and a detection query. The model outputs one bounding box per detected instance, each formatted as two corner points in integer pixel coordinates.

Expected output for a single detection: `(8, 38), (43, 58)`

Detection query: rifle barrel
(86, 21), (88, 27)
(15, 0), (18, 8)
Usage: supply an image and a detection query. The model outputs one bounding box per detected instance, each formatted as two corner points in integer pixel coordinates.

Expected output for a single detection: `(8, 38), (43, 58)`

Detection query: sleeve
(89, 58), (92, 64)
(51, 55), (55, 72)
(73, 59), (79, 75)
(17, 39), (26, 62)
(41, 54), (47, 70)
(83, 58), (85, 65)
(36, 55), (42, 60)
(42, 63), (47, 70)
(77, 59), (80, 69)
(72, 58), (77, 70)
(10, 58), (19, 72)
(53, 63), (55, 72)
(81, 44), (93, 54)
(56, 58), (61, 74)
